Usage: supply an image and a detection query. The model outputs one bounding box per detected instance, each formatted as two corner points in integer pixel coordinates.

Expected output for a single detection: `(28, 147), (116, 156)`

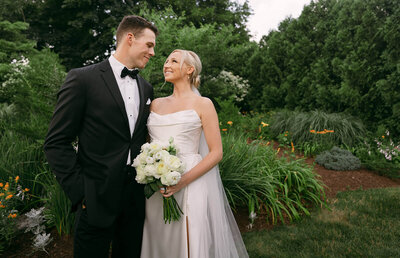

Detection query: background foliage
(2, 0), (398, 137)
(245, 0), (400, 137)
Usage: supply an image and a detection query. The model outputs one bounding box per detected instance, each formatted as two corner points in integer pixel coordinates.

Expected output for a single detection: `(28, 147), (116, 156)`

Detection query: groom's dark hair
(116, 15), (159, 47)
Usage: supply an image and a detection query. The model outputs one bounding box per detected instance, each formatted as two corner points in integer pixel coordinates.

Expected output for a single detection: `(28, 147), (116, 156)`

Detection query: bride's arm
(163, 97), (222, 197)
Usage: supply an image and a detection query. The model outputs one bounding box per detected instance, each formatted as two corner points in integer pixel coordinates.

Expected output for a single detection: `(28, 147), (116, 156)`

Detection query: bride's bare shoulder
(150, 97), (169, 112)
(195, 96), (216, 114)
(198, 96), (214, 107)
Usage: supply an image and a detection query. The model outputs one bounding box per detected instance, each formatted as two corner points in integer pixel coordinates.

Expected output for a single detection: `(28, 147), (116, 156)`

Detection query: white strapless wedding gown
(141, 109), (248, 258)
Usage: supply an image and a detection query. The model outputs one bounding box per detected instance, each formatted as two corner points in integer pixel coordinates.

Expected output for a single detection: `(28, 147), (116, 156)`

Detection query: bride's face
(163, 51), (189, 83)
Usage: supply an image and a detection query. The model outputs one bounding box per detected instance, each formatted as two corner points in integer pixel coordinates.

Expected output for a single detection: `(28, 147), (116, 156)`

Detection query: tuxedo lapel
(99, 60), (130, 131)
(133, 75), (146, 136)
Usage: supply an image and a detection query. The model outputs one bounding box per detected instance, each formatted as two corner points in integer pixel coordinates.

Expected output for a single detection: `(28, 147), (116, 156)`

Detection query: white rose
(165, 155), (182, 171)
(161, 171), (181, 186)
(138, 152), (148, 164)
(149, 142), (162, 154)
(141, 142), (151, 152)
(155, 150), (169, 161)
(156, 162), (169, 177)
(135, 166), (147, 184)
(132, 157), (141, 168)
(135, 173), (146, 184)
(144, 164), (157, 177)
(146, 156), (155, 164)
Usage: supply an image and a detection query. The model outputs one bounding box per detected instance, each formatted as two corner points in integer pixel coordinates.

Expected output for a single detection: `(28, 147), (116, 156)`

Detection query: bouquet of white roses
(132, 137), (185, 223)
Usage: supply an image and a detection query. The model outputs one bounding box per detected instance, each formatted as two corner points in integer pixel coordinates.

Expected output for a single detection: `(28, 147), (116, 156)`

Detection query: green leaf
(144, 184), (156, 199)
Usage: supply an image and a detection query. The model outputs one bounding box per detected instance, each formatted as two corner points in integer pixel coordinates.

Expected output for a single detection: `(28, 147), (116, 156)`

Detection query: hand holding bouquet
(132, 137), (185, 223)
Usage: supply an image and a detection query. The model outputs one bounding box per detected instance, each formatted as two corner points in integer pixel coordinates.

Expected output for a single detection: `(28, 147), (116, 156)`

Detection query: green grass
(33, 168), (75, 236)
(243, 187), (400, 257)
(0, 131), (45, 193)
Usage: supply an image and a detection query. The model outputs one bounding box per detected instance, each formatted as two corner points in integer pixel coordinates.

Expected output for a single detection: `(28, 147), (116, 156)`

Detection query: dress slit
(186, 216), (190, 258)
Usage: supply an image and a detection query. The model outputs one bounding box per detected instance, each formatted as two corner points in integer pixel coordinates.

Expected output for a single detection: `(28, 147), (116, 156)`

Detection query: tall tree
(20, 0), (137, 69)
(16, 0), (250, 69)
(245, 0), (400, 135)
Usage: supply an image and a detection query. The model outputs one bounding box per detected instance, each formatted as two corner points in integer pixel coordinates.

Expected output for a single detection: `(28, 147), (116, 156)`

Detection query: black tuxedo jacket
(44, 60), (153, 227)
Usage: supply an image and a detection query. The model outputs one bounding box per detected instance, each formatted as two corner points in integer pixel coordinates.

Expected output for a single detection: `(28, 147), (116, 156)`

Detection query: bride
(140, 49), (248, 258)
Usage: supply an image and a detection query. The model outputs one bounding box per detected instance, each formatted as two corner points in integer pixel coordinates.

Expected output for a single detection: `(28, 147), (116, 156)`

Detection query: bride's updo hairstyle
(172, 49), (202, 88)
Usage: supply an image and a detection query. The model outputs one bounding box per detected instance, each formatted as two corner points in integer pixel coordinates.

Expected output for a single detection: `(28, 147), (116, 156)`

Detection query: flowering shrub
(355, 130), (400, 178)
(213, 70), (249, 102)
(375, 130), (400, 163)
(0, 176), (29, 251)
(277, 131), (291, 147)
(203, 70), (249, 103)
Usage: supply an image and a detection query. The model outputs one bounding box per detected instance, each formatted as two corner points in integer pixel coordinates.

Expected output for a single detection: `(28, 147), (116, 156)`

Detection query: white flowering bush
(375, 130), (400, 163)
(355, 130), (400, 178)
(1, 56), (31, 91)
(202, 70), (250, 103)
(216, 70), (249, 102)
(132, 137), (186, 223)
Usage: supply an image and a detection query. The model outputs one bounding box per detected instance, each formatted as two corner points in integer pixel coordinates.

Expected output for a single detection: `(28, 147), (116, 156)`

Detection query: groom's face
(129, 28), (156, 69)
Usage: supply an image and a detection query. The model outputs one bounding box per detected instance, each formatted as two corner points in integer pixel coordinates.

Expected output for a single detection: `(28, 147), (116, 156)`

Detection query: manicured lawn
(243, 187), (400, 257)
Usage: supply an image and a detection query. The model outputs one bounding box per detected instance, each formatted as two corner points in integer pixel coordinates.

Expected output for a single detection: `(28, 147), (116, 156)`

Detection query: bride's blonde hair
(172, 49), (202, 88)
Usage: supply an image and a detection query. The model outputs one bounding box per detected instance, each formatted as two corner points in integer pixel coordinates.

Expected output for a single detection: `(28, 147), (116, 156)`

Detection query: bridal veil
(192, 86), (249, 258)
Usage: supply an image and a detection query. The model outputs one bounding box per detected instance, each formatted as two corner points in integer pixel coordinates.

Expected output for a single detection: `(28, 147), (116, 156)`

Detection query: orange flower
(310, 130), (316, 134)
(0, 182), (3, 187)
(227, 121), (233, 126)
(24, 188), (30, 192)
(15, 176), (19, 183)
(266, 141), (271, 146)
(0, 205), (5, 208)
(222, 128), (228, 132)
(261, 122), (269, 127)
(4, 183), (9, 191)
(5, 194), (13, 200)
(276, 148), (280, 154)
(382, 135), (385, 138)
(291, 142), (295, 153)
(0, 193), (4, 197)
(8, 213), (17, 219)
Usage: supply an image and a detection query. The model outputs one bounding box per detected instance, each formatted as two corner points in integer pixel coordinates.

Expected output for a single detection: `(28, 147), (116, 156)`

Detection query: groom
(44, 15), (158, 257)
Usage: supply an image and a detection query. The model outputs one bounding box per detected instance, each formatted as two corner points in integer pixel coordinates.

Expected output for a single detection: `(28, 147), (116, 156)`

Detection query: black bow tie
(121, 67), (139, 79)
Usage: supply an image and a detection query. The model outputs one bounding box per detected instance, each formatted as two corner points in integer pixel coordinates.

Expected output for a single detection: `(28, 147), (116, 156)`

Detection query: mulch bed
(3, 154), (400, 257)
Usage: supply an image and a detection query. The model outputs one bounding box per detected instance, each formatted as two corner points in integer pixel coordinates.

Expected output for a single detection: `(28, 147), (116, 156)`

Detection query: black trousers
(73, 167), (145, 258)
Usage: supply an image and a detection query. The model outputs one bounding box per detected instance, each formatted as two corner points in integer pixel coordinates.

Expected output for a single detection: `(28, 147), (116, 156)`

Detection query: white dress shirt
(108, 55), (140, 164)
